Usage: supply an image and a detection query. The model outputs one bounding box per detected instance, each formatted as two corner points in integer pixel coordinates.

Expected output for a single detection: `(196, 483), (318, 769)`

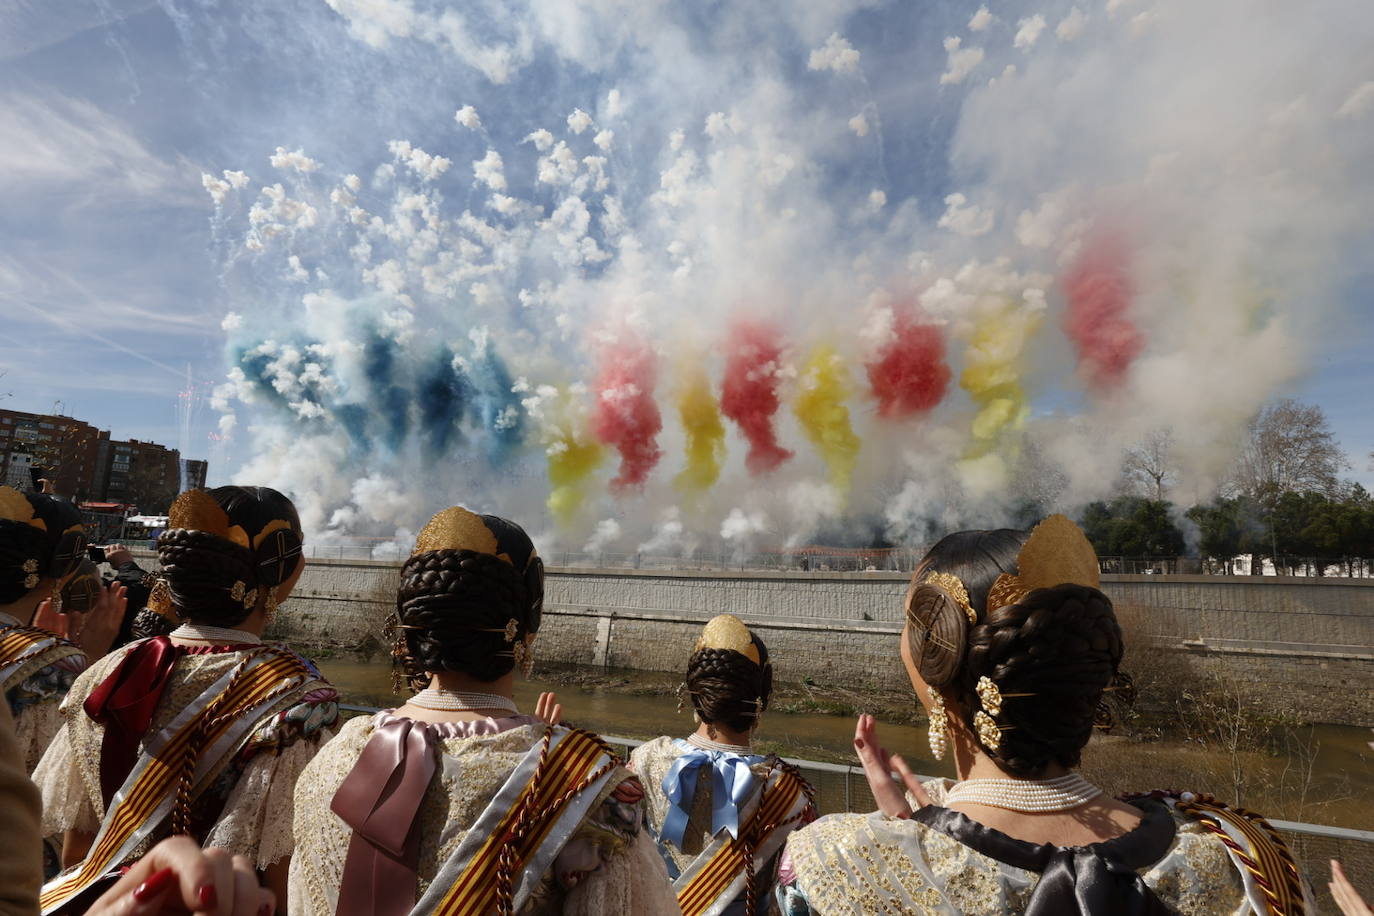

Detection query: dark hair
(685, 633), (773, 733)
(0, 492), (86, 605)
(156, 486), (303, 627)
(394, 548), (531, 686)
(907, 528), (1123, 777)
(130, 607), (177, 640)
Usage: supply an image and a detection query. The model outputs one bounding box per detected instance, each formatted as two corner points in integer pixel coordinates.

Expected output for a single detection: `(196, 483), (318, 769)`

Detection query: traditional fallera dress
(0, 610), (86, 772)
(631, 735), (816, 916)
(774, 780), (1314, 916)
(33, 632), (338, 913)
(290, 711), (682, 916)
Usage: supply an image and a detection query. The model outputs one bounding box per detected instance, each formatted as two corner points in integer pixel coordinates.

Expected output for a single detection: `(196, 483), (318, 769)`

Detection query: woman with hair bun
(632, 615), (815, 916)
(0, 486), (124, 771)
(33, 486), (338, 911)
(289, 505), (680, 916)
(777, 515), (1313, 916)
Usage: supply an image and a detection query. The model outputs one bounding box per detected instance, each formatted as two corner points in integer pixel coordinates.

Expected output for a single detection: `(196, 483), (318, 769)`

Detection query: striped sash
(675, 764), (814, 916)
(1159, 791), (1310, 916)
(0, 623), (84, 692)
(40, 647), (314, 914)
(412, 726), (619, 916)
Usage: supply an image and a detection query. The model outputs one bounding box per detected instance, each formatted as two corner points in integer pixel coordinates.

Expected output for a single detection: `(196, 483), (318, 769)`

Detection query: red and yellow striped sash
(677, 766), (811, 916)
(0, 624), (81, 689)
(1175, 793), (1306, 916)
(431, 727), (614, 916)
(40, 649), (310, 911)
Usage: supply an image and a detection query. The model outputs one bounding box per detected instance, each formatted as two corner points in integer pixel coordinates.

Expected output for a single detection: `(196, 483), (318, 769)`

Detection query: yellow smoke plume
(794, 343), (861, 497)
(672, 363), (726, 496)
(542, 388), (605, 527)
(960, 300), (1042, 460)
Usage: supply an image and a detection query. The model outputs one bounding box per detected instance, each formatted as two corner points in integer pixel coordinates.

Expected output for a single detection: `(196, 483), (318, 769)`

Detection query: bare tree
(1122, 428), (1176, 500)
(1232, 399), (1347, 501)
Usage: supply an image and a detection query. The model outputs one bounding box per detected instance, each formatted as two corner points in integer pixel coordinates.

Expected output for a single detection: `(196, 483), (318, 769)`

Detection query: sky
(1, 0), (1371, 550)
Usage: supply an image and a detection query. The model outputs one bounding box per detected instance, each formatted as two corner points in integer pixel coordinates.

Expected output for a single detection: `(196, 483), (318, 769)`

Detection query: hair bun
(904, 582), (968, 688)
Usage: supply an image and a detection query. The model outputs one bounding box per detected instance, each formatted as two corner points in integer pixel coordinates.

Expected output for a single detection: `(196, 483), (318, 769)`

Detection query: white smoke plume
(179, 0), (1373, 555)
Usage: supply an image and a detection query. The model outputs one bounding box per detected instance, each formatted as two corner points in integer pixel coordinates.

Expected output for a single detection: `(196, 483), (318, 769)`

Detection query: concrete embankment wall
(262, 558), (1374, 726)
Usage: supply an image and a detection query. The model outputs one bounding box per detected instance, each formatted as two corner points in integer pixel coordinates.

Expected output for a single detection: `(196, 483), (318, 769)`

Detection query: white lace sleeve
(15, 699), (65, 773)
(204, 727), (333, 868)
(32, 721), (99, 836)
(562, 828), (683, 916)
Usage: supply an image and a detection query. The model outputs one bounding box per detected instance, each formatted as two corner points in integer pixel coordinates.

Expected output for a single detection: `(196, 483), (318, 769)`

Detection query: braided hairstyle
(907, 529), (1124, 778)
(685, 632), (772, 733)
(0, 490), (86, 605)
(156, 486), (302, 627)
(395, 547), (536, 688)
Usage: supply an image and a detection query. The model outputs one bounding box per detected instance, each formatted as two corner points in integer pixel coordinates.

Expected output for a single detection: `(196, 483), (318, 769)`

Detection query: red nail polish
(133, 867), (175, 902)
(854, 738), (864, 749)
(198, 884), (218, 909)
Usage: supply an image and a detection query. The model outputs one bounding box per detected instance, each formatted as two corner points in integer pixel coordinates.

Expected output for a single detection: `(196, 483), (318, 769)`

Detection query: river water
(317, 657), (1373, 830)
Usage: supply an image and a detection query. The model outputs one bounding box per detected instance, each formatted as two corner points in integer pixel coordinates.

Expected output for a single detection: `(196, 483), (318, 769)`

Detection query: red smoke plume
(1063, 236), (1143, 389)
(865, 309), (951, 418)
(592, 335), (663, 491)
(720, 321), (793, 474)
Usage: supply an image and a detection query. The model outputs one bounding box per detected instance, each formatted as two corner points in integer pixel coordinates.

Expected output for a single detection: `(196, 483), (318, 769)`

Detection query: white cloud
(1013, 15), (1046, 50)
(606, 88), (624, 117)
(1335, 81), (1374, 119)
(321, 0), (522, 83)
(939, 37), (985, 85)
(808, 33), (860, 74)
(473, 149), (506, 191)
(388, 140), (451, 181)
(968, 6), (993, 31)
(524, 128), (555, 151)
(593, 129), (614, 150)
(220, 312), (244, 331)
(1105, 0), (1133, 17)
(454, 105), (481, 129)
(567, 108), (593, 134)
(1015, 195), (1064, 248)
(269, 146), (319, 173)
(536, 141), (579, 185)
(867, 189), (887, 212)
(1056, 7), (1087, 41)
(937, 192), (994, 237)
(848, 112), (870, 137)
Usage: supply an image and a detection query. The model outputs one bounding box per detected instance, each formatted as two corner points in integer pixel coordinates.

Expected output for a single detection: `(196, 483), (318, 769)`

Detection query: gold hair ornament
(169, 489), (251, 548)
(0, 487), (43, 530)
(695, 614), (761, 665)
(413, 506), (505, 561)
(927, 687), (949, 760)
(22, 559), (39, 590)
(986, 514), (1100, 612)
(924, 571), (976, 625)
(974, 711), (1003, 752)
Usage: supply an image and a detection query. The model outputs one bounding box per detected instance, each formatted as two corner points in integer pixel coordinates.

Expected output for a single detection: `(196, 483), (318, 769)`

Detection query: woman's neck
(396, 670), (519, 724)
(2, 588), (49, 626)
(950, 725), (1069, 782)
(691, 720), (753, 748)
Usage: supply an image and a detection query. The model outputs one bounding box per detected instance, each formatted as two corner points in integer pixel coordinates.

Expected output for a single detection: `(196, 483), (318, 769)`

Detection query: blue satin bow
(660, 739), (765, 850)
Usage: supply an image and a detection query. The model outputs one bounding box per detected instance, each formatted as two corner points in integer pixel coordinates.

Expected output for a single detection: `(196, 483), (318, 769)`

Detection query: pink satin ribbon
(331, 713), (538, 916)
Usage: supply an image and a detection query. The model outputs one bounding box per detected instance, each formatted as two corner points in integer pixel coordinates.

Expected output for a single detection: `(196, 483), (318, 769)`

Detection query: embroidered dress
(775, 779), (1312, 916)
(0, 610), (86, 772)
(290, 711), (682, 916)
(631, 735), (815, 916)
(32, 636), (337, 871)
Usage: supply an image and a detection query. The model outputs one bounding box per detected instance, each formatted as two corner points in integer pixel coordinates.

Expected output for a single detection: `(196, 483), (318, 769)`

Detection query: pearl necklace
(408, 688), (519, 715)
(943, 773), (1102, 813)
(687, 733), (753, 755)
(171, 624), (262, 645)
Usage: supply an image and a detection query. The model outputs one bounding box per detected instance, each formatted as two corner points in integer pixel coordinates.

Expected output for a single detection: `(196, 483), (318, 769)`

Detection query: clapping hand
(853, 713), (931, 819)
(535, 691), (564, 726)
(33, 581), (126, 659)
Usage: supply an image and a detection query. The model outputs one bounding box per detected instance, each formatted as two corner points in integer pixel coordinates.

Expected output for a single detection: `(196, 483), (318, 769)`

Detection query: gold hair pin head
(975, 676), (1003, 717)
(22, 558), (39, 590)
(974, 711), (1003, 752)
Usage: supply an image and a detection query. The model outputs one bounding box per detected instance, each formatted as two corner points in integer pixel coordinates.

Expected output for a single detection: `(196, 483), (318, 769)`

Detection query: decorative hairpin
(22, 558), (39, 590)
(925, 571), (976, 625)
(974, 710), (1004, 752)
(228, 580), (259, 610)
(986, 514), (1101, 612)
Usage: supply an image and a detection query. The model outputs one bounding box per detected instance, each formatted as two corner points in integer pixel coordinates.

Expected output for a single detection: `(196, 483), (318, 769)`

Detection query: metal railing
(337, 703), (1372, 905)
